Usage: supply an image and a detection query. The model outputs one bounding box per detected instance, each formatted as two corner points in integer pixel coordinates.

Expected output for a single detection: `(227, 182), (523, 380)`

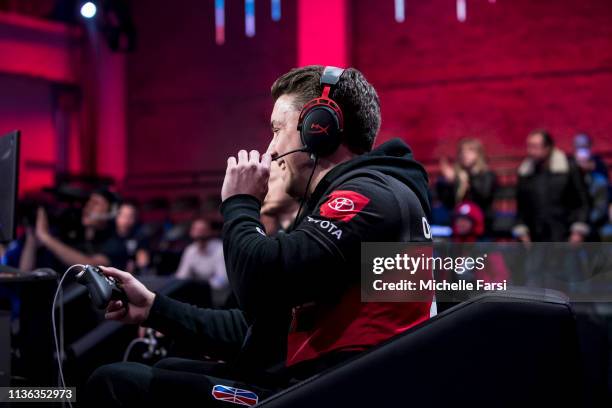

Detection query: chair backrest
(258, 287), (582, 407)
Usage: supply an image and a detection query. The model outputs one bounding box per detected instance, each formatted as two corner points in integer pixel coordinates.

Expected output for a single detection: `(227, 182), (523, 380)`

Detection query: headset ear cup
(300, 105), (342, 157)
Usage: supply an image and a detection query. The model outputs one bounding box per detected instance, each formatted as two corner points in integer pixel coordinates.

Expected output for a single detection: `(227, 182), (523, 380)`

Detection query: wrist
(38, 231), (52, 246)
(143, 291), (156, 322)
(221, 193), (261, 205)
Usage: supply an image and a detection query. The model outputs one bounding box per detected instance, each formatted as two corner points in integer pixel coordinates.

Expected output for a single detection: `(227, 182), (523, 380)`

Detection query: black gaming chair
(258, 288), (582, 407)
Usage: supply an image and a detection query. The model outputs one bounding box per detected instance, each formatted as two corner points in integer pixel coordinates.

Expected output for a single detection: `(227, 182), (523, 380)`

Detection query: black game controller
(76, 265), (127, 309)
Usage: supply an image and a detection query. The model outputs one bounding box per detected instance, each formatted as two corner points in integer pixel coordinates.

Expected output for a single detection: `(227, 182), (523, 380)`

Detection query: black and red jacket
(144, 138), (432, 375)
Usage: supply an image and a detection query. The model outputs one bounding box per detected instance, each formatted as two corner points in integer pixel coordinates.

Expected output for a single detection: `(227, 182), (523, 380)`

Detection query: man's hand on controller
(99, 266), (156, 324)
(221, 150), (272, 202)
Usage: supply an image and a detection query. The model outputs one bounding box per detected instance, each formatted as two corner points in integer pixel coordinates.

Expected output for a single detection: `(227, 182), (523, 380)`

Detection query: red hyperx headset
(297, 66), (346, 157)
(274, 66), (346, 161)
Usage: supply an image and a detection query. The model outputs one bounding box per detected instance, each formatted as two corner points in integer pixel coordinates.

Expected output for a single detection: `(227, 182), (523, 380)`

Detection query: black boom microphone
(273, 147), (308, 161)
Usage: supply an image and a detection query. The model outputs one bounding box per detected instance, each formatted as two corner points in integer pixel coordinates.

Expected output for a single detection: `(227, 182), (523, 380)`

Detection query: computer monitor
(0, 130), (20, 244)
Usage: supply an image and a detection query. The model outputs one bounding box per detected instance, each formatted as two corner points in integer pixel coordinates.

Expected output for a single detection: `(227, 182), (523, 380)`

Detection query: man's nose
(266, 138), (278, 159)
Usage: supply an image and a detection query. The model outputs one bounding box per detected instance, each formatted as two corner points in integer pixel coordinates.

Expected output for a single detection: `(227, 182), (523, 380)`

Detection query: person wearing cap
(451, 201), (485, 243)
(19, 189), (130, 271)
(572, 133), (609, 181)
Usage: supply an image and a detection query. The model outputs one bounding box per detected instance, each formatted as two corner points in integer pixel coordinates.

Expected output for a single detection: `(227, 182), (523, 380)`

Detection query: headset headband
(321, 66), (345, 87)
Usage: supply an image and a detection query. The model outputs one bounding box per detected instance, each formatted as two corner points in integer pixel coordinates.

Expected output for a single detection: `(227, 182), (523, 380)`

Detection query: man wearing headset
(87, 66), (432, 407)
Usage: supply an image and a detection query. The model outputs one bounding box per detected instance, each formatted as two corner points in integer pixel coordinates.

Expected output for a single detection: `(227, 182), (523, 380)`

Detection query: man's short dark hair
(271, 65), (381, 154)
(93, 188), (120, 205)
(529, 129), (554, 148)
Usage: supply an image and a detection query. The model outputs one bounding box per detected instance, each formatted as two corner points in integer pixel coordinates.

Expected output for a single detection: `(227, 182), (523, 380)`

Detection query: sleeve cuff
(220, 194), (262, 222)
(142, 292), (173, 329)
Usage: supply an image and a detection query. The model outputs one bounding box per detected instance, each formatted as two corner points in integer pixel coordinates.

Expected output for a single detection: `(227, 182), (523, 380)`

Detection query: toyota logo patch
(327, 197), (355, 212)
(319, 190), (370, 222)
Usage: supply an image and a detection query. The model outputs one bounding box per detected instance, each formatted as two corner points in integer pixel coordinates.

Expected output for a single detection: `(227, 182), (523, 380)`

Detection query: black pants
(85, 358), (284, 407)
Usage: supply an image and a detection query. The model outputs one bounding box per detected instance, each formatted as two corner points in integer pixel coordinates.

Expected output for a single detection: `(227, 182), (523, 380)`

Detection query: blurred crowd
(1, 130), (611, 288)
(0, 186), (231, 303)
(434, 130), (611, 244)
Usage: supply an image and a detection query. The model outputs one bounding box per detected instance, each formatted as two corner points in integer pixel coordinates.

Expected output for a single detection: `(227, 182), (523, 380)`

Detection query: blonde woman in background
(437, 138), (498, 236)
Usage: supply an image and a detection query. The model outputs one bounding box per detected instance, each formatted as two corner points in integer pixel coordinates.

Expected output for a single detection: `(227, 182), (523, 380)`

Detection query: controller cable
(123, 329), (167, 362)
(51, 264), (85, 408)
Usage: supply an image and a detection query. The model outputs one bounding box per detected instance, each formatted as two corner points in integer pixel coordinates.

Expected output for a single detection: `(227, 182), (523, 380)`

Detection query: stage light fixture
(80, 2), (97, 19)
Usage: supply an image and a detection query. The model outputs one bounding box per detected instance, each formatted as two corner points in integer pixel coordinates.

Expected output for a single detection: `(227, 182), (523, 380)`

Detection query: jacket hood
(310, 138), (432, 217)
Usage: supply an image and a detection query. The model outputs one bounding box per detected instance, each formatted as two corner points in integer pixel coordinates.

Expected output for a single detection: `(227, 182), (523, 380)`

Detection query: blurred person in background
(437, 138), (497, 236)
(260, 161), (299, 234)
(600, 204), (612, 242)
(451, 201), (485, 243)
(175, 217), (228, 300)
(513, 130), (590, 243)
(0, 243), (5, 264)
(19, 189), (130, 271)
(572, 133), (609, 181)
(448, 201), (510, 287)
(113, 201), (152, 275)
(116, 201), (139, 239)
(571, 133), (610, 240)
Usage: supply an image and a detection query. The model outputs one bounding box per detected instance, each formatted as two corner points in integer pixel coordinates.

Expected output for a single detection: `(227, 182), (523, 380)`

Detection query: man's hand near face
(222, 150), (272, 202)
